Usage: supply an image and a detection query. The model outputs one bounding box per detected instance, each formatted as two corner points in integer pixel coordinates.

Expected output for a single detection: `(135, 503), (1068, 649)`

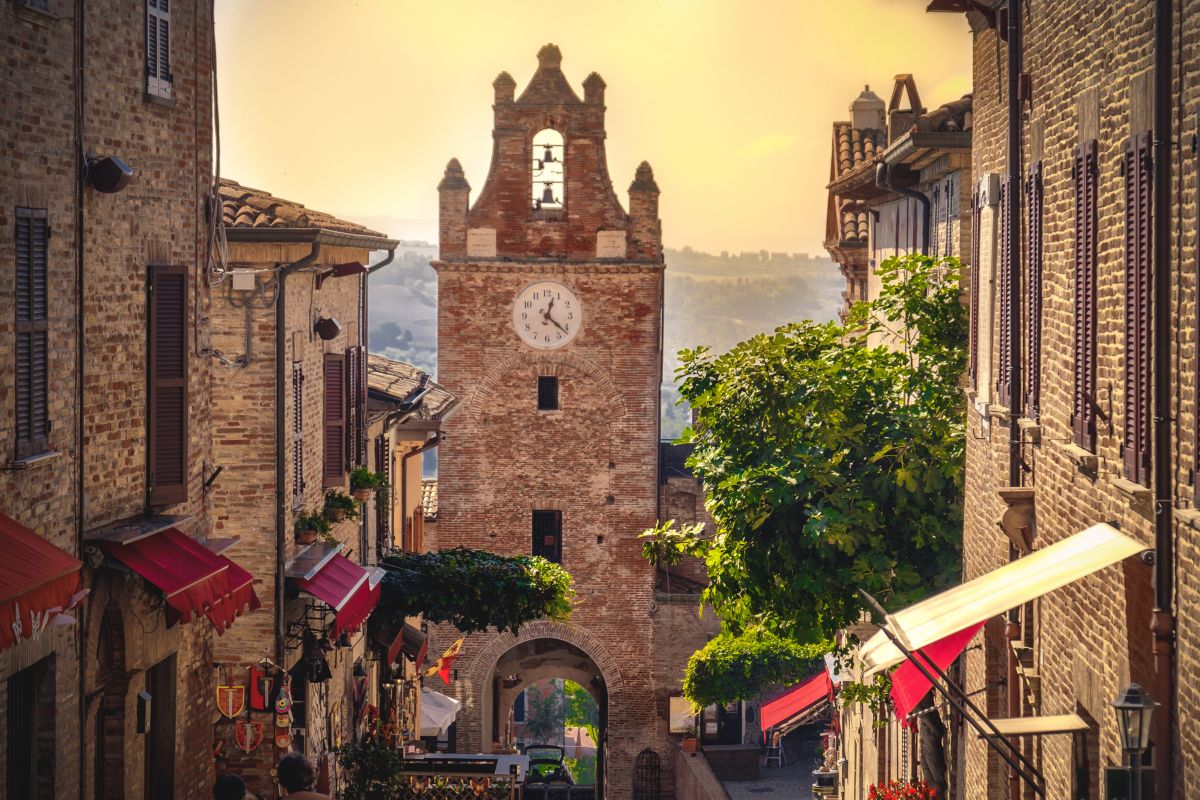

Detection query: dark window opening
(144, 655), (177, 800)
(532, 509), (562, 563)
(538, 376), (559, 410)
(7, 656), (55, 800)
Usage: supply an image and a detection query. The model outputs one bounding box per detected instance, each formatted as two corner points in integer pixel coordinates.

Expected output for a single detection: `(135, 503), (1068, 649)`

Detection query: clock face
(512, 281), (582, 349)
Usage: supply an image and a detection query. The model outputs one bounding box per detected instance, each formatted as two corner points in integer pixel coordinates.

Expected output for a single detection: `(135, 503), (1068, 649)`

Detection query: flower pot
(296, 528), (318, 545)
(681, 737), (699, 753)
(353, 487), (372, 502)
(327, 507), (346, 522)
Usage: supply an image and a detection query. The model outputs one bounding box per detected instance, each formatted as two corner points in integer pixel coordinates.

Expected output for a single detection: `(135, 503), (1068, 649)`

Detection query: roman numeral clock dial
(512, 281), (582, 349)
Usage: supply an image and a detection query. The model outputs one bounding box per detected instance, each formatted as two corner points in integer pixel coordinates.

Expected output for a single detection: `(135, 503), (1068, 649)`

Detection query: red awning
(0, 513), (83, 652)
(295, 554), (379, 638)
(100, 527), (260, 635)
(760, 671), (833, 736)
(890, 621), (985, 726)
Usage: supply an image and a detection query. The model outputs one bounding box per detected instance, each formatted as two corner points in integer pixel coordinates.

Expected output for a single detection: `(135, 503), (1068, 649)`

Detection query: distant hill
(366, 244), (844, 440)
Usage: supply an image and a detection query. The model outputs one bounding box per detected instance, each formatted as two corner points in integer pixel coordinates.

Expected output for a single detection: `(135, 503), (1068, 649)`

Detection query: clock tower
(433, 44), (667, 799)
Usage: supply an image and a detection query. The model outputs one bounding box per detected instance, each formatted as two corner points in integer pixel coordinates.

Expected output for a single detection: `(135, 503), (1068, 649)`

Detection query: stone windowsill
(1016, 417), (1042, 443)
(1175, 508), (1200, 531)
(14, 1), (57, 27)
(144, 91), (176, 109)
(1110, 475), (1153, 506)
(987, 403), (1011, 423)
(1061, 442), (1098, 472)
(7, 451), (62, 470)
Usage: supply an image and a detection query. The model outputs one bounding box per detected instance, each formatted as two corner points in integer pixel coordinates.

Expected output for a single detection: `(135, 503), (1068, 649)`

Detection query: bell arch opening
(532, 129), (564, 212)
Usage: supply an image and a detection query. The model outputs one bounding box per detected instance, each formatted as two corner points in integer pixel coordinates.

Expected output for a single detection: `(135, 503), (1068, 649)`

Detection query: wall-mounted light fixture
(314, 316), (343, 341)
(1112, 683), (1158, 800)
(85, 155), (134, 193)
(314, 261), (367, 290)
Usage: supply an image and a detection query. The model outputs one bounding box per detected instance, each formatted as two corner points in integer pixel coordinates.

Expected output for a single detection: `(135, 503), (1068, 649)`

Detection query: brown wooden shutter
(1024, 162), (1044, 420)
(1071, 141), (1099, 451)
(148, 263), (188, 506)
(292, 363), (305, 507)
(14, 208), (50, 459)
(995, 183), (1013, 408)
(375, 434), (391, 547)
(357, 345), (368, 465)
(323, 353), (346, 486)
(968, 189), (981, 391)
(1122, 132), (1153, 485)
(345, 347), (358, 471)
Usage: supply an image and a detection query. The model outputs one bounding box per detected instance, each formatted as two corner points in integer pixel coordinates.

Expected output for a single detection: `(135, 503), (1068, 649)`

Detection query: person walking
(275, 752), (330, 799)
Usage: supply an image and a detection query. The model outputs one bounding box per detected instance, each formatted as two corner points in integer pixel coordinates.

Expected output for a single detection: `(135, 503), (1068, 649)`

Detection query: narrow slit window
(538, 376), (559, 410)
(532, 510), (562, 563)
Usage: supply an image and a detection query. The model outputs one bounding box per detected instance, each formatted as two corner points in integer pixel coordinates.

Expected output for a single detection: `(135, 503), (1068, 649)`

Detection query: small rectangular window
(145, 0), (173, 100)
(537, 376), (559, 410)
(532, 509), (562, 563)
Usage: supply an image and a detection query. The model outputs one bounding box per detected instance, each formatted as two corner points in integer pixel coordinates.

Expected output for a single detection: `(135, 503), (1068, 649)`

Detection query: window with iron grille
(292, 363), (305, 508)
(14, 207), (49, 459)
(1071, 141), (1099, 452)
(148, 263), (188, 506)
(537, 376), (559, 410)
(323, 353), (346, 486)
(145, 0), (172, 100)
(1122, 132), (1153, 485)
(532, 510), (562, 563)
(1024, 162), (1044, 421)
(995, 183), (1013, 409)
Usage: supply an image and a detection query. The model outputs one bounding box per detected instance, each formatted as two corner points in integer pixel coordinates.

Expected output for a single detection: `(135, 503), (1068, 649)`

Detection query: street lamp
(1111, 683), (1158, 800)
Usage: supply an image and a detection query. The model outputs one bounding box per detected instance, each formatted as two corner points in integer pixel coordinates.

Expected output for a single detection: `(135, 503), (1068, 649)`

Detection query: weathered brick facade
(434, 44), (687, 800)
(957, 2), (1199, 797)
(2, 1), (220, 797)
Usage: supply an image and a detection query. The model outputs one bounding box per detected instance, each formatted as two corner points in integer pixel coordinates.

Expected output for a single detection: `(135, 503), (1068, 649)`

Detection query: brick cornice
(432, 259), (665, 275)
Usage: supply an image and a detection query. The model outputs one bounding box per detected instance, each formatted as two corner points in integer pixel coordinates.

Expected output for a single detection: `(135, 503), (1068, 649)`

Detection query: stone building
(207, 180), (398, 796)
(432, 44), (700, 800)
(0, 2), (271, 799)
(825, 78), (973, 323)
(862, 1), (1200, 798)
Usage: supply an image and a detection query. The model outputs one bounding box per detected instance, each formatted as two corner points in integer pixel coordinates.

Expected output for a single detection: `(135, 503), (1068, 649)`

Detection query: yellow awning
(859, 523), (1144, 674)
(978, 714), (1091, 737)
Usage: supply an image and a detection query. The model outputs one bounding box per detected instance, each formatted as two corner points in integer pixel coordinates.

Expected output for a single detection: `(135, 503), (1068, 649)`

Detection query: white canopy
(859, 523), (1144, 674)
(420, 687), (461, 737)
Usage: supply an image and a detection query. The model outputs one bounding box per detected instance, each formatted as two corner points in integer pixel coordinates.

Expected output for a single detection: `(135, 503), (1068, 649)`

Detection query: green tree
(376, 548), (574, 635)
(522, 683), (564, 744)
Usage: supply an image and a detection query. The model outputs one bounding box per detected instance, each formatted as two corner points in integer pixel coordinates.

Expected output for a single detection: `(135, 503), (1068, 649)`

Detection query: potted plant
(680, 723), (700, 753)
(325, 489), (361, 522)
(295, 511), (332, 545)
(350, 467), (387, 502)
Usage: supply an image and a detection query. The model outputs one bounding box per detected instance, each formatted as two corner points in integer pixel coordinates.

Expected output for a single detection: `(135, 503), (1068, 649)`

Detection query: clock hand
(547, 316), (568, 334)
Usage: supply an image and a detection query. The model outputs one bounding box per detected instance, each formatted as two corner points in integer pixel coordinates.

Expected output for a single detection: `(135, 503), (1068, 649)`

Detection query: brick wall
(962, 2), (1200, 797)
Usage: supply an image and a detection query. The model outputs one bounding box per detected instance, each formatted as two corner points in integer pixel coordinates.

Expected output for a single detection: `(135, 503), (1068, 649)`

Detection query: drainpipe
(274, 243), (322, 666)
(74, 0), (87, 795)
(1152, 0), (1175, 795)
(399, 432), (443, 552)
(1004, 5), (1023, 800)
(875, 163), (930, 255)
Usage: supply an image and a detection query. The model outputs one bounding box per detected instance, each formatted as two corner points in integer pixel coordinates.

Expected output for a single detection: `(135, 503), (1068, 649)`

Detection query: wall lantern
(1111, 682), (1158, 800)
(314, 261), (366, 290)
(85, 155), (134, 193)
(314, 316), (342, 341)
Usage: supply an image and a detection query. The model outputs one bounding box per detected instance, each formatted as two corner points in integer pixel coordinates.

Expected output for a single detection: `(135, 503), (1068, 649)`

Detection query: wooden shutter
(14, 208), (49, 459)
(375, 435), (391, 547)
(356, 345), (368, 465)
(968, 189), (981, 391)
(323, 353), (346, 486)
(1071, 141), (1099, 451)
(1122, 133), (1153, 485)
(995, 183), (1013, 408)
(1024, 162), (1044, 421)
(345, 347), (358, 471)
(532, 510), (562, 563)
(145, 0), (172, 98)
(148, 264), (187, 506)
(292, 364), (305, 507)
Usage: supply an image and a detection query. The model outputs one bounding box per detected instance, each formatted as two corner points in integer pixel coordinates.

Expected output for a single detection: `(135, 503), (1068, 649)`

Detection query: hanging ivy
(376, 548), (574, 635)
(682, 627), (829, 708)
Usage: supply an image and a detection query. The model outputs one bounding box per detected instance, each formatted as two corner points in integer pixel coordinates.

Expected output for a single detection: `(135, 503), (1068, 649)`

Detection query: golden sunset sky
(214, 0), (971, 255)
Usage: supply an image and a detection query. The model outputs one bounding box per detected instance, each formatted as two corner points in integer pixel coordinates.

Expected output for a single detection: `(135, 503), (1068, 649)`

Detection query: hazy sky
(214, 1), (971, 255)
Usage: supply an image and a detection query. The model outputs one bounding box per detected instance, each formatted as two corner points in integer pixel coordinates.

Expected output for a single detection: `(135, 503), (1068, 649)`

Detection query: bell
(543, 146), (555, 163)
(541, 184), (555, 205)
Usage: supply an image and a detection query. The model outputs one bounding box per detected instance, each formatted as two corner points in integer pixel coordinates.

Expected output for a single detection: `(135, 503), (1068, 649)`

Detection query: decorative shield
(235, 720), (264, 755)
(274, 731), (291, 750)
(216, 684), (246, 719)
(275, 713), (292, 729)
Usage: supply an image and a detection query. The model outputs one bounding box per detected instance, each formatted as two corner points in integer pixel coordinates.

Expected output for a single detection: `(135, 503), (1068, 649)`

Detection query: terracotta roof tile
(832, 122), (886, 181)
(366, 353), (458, 421)
(421, 480), (437, 521)
(219, 179), (388, 238)
(910, 94), (973, 134)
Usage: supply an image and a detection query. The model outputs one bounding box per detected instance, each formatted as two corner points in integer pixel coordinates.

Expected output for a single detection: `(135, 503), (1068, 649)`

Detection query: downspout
(1004, 5), (1024, 800)
(274, 243), (322, 666)
(875, 163), (930, 256)
(74, 0), (87, 795)
(1152, 0), (1175, 795)
(399, 432), (443, 552)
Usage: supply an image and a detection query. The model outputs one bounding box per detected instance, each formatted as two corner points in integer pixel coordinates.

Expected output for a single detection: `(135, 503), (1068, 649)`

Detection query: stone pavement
(719, 734), (820, 800)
